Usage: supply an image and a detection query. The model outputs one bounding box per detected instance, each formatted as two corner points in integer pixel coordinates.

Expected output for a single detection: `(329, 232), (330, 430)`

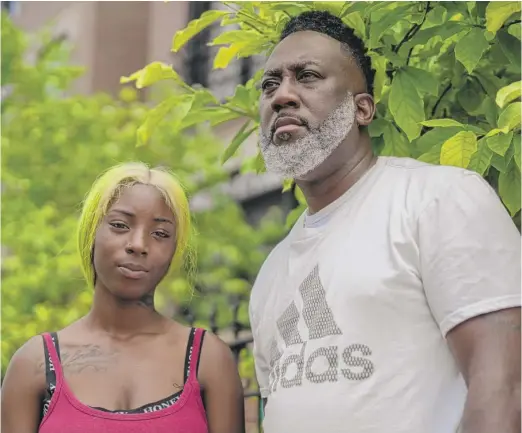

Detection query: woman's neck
(85, 285), (167, 340)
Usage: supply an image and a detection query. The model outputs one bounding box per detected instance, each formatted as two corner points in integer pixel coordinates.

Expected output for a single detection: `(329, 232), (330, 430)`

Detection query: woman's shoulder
(7, 334), (48, 391)
(195, 329), (239, 382)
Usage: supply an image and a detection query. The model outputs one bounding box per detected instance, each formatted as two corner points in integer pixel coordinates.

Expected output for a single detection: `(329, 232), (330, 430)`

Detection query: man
(249, 10), (521, 433)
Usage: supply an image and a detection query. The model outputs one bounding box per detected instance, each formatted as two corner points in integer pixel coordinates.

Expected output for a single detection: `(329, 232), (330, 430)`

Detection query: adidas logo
(268, 265), (374, 394)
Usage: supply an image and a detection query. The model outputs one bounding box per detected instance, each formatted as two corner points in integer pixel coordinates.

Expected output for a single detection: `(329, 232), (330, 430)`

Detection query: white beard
(259, 94), (356, 179)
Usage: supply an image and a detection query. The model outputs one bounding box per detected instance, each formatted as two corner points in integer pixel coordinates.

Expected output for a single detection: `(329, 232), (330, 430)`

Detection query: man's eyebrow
(263, 60), (322, 78)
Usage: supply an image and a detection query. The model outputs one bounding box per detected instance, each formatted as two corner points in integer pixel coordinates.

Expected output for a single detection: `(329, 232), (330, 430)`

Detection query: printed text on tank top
(40, 328), (205, 421)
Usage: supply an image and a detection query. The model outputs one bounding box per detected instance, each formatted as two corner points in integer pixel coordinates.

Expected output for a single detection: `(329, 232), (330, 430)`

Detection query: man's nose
(271, 79), (300, 113)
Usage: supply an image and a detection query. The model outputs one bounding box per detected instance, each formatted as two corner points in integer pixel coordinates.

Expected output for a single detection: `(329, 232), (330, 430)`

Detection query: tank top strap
(42, 332), (63, 383)
(186, 328), (206, 383)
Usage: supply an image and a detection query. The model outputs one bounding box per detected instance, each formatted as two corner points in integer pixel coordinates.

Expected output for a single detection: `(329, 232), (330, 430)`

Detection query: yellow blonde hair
(77, 162), (194, 288)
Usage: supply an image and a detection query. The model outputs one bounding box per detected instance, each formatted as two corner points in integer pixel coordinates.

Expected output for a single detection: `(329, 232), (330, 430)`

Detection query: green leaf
(294, 186), (306, 205)
(343, 12), (366, 39)
(171, 96), (195, 126)
(408, 22), (464, 47)
(420, 119), (464, 128)
(213, 44), (242, 69)
(282, 178), (294, 193)
(498, 102), (522, 131)
(498, 30), (522, 71)
(402, 67), (439, 96)
(424, 5), (448, 28)
(475, 71), (503, 100)
(498, 160), (521, 216)
(496, 81), (522, 108)
(171, 10), (229, 52)
(487, 131), (514, 156)
(381, 124), (410, 157)
(368, 118), (390, 137)
(455, 28), (490, 74)
(225, 84), (260, 116)
(388, 70), (424, 141)
(491, 141), (515, 172)
(457, 79), (485, 114)
(221, 121), (257, 163)
(482, 97), (500, 127)
(418, 143), (443, 164)
(285, 205), (306, 230)
(413, 127), (463, 155)
(181, 107), (240, 129)
(468, 138), (494, 175)
(368, 4), (412, 49)
(485, 1), (521, 34)
(120, 62), (184, 89)
(508, 22), (521, 39)
(210, 30), (263, 46)
(440, 131), (478, 167)
(514, 134), (521, 170)
(367, 52), (387, 102)
(136, 96), (180, 146)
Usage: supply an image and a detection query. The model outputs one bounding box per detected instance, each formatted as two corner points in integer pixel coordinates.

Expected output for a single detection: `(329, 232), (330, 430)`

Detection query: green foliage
(124, 1), (521, 223)
(1, 14), (285, 378)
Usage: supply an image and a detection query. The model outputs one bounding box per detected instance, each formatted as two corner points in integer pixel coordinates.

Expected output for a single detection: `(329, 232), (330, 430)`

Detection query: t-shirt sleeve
(418, 170), (521, 337)
(249, 295), (271, 399)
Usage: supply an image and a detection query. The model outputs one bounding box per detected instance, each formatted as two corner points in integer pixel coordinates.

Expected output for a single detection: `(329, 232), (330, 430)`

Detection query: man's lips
(273, 116), (305, 137)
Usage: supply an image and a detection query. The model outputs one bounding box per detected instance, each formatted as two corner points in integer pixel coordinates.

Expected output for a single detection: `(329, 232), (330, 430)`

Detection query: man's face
(259, 31), (366, 180)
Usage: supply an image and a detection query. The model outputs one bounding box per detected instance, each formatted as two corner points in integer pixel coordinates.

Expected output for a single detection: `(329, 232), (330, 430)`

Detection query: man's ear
(354, 93), (375, 127)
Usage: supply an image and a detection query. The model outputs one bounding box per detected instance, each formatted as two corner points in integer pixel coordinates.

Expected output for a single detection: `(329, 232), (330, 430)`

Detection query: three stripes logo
(268, 265), (374, 394)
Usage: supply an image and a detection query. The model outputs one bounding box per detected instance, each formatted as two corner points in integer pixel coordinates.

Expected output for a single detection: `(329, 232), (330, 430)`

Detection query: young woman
(1, 162), (245, 433)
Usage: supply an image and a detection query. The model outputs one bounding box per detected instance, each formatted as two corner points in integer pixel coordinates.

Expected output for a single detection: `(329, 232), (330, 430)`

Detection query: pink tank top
(39, 329), (209, 433)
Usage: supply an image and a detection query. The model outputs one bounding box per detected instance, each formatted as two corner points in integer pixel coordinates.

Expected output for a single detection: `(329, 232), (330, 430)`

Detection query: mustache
(270, 114), (310, 138)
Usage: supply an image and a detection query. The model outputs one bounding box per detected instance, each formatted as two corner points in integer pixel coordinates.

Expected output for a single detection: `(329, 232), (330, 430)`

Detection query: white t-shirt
(249, 156), (521, 433)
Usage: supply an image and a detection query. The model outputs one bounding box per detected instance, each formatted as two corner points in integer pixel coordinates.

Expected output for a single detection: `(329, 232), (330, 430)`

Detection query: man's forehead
(264, 59), (323, 77)
(265, 31), (345, 71)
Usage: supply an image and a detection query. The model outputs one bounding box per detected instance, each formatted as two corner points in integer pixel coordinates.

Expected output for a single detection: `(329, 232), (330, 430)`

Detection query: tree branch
(406, 47), (414, 65)
(503, 19), (521, 28)
(393, 1), (432, 54)
(431, 82), (452, 117)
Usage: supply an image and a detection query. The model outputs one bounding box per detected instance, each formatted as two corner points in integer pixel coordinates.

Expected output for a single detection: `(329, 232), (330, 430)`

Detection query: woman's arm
(1, 336), (46, 433)
(199, 333), (246, 433)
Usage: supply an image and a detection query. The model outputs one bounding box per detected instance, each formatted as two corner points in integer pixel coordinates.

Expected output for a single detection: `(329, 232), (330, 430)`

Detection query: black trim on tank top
(39, 327), (205, 420)
(184, 327), (196, 383)
(196, 331), (205, 376)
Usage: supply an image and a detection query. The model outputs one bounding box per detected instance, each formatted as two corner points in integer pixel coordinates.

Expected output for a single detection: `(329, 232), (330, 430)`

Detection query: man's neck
(298, 144), (376, 214)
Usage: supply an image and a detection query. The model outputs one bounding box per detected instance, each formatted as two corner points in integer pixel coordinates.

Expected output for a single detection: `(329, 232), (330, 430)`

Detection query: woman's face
(92, 183), (177, 300)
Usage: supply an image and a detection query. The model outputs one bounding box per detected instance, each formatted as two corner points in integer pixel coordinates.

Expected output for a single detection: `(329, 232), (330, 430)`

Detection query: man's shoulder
(382, 156), (474, 179)
(380, 156), (486, 203)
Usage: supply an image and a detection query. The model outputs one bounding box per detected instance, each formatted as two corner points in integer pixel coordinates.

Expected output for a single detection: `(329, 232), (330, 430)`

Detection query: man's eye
(299, 71), (318, 80)
(262, 80), (278, 91)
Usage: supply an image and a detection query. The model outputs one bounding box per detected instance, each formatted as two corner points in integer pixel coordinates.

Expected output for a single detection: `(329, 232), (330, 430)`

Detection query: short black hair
(279, 10), (375, 96)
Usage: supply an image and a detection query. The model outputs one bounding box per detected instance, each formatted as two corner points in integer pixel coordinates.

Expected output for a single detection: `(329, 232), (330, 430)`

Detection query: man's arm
(447, 307), (521, 433)
(417, 170), (521, 433)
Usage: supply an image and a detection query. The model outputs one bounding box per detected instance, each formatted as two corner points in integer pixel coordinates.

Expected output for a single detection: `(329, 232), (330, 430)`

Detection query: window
(186, 1), (212, 87)
(184, 2), (262, 101)
(1, 1), (20, 15)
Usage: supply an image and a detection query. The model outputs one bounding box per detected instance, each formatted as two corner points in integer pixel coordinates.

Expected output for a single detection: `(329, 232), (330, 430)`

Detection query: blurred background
(1, 2), (293, 431)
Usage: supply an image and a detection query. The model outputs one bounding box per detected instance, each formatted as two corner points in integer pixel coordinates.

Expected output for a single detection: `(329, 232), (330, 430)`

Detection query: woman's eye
(154, 231), (170, 239)
(109, 222), (127, 230)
